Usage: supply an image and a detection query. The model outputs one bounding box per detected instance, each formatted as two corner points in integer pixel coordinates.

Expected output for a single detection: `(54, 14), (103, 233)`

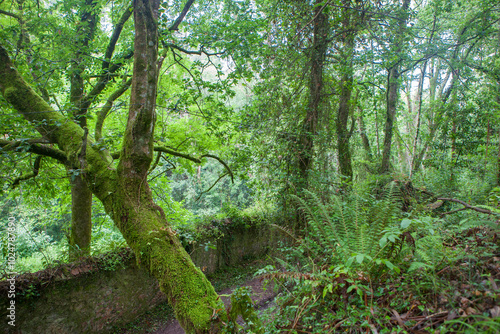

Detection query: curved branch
(201, 154), (234, 183)
(149, 151), (162, 172)
(154, 146), (201, 162)
(11, 155), (42, 188)
(112, 146), (233, 182)
(196, 172), (228, 201)
(0, 9), (21, 21)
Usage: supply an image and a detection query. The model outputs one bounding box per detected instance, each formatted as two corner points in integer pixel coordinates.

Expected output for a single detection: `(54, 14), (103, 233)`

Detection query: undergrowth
(256, 183), (500, 333)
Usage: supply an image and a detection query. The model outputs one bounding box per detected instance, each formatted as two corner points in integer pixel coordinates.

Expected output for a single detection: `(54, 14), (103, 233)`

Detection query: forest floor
(112, 258), (276, 334)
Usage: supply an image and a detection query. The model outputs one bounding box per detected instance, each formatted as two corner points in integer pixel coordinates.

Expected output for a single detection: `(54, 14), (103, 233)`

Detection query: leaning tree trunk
(0, 0), (226, 332)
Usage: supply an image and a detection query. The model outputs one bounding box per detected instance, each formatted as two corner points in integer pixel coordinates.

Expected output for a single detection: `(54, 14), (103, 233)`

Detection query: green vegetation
(1, 0), (500, 332)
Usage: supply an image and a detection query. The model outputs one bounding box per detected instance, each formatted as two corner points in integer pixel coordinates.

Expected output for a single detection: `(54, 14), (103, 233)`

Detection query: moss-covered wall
(0, 223), (277, 334)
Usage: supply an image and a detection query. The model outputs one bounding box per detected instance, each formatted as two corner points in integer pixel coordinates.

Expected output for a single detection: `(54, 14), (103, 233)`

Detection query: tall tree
(0, 0), (229, 331)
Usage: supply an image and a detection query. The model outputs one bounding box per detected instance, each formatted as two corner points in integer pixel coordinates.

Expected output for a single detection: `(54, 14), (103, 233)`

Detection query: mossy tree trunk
(0, 0), (226, 332)
(69, 174), (93, 259)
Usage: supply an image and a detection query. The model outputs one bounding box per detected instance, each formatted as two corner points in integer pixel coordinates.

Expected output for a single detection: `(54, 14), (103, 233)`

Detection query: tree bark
(69, 174), (93, 259)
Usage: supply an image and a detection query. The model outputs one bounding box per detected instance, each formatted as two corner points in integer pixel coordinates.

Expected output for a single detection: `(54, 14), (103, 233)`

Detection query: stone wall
(0, 223), (277, 334)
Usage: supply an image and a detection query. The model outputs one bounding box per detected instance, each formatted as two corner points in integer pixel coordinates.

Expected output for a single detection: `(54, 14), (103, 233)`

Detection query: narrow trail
(154, 277), (276, 334)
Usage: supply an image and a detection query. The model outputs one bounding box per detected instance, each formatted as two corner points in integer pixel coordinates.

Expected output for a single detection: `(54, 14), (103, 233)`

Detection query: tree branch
(201, 153), (234, 183)
(168, 0), (195, 31)
(164, 43), (225, 56)
(77, 49), (134, 112)
(196, 172), (228, 201)
(0, 139), (68, 164)
(103, 4), (134, 70)
(95, 77), (133, 141)
(437, 198), (500, 217)
(11, 156), (42, 188)
(112, 147), (234, 183)
(0, 9), (21, 21)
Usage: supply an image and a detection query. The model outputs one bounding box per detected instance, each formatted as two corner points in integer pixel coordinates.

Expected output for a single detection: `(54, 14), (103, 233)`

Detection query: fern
(292, 183), (403, 273)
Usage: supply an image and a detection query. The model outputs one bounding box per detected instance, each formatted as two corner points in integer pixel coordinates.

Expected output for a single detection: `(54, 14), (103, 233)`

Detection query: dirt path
(154, 277), (276, 334)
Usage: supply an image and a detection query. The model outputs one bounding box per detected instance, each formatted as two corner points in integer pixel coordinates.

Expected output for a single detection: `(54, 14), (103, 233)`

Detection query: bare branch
(196, 172), (228, 201)
(201, 154), (234, 183)
(164, 43), (225, 56)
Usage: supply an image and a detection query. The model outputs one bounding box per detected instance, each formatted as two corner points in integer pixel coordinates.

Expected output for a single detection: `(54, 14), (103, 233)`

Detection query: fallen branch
(437, 197), (499, 217)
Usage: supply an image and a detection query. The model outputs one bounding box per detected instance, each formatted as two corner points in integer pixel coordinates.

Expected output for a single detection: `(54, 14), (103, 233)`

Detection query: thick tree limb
(437, 198), (500, 217)
(0, 139), (68, 163)
(11, 155), (42, 188)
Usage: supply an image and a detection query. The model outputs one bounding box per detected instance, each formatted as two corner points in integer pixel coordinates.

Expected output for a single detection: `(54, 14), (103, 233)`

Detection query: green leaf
(401, 218), (412, 229)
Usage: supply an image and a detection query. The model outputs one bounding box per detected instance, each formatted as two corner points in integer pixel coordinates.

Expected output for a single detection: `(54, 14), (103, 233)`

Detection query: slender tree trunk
(336, 6), (355, 183)
(358, 110), (372, 161)
(297, 0), (329, 191)
(335, 0), (361, 184)
(409, 61), (427, 177)
(67, 0), (98, 259)
(379, 0), (411, 174)
(380, 66), (400, 174)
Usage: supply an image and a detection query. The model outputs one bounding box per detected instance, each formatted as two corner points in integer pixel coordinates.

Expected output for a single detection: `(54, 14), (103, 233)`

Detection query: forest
(0, 0), (499, 333)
